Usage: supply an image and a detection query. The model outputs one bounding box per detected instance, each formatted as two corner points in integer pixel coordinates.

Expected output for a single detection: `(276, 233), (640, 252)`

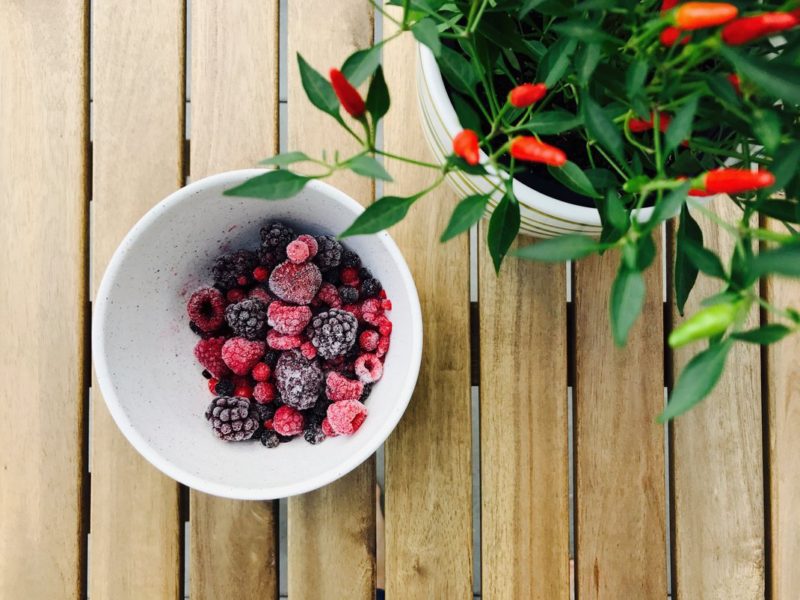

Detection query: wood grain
(574, 244), (667, 599)
(0, 2), (88, 597)
(382, 15), (474, 599)
(478, 237), (570, 599)
(764, 220), (800, 599)
(286, 2), (377, 598)
(670, 204), (764, 598)
(189, 1), (280, 598)
(89, 1), (184, 598)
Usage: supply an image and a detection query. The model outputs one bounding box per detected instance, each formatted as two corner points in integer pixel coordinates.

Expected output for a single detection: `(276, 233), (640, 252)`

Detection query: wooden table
(2, 1), (798, 598)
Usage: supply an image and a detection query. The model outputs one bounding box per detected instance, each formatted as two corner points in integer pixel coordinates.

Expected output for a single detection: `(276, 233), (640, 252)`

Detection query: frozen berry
(338, 285), (359, 305)
(253, 266), (269, 282)
(359, 330), (379, 352)
(190, 321), (212, 338)
(286, 239), (310, 264)
(354, 353), (383, 383)
(225, 298), (268, 340)
(273, 405), (304, 436)
(377, 316), (392, 337)
(234, 382), (254, 398)
(304, 421), (326, 444)
(381, 299), (392, 311)
(325, 371), (364, 402)
(307, 309), (358, 359)
(296, 234), (318, 258)
(221, 337), (266, 376)
(376, 335), (390, 358)
(263, 350), (280, 366)
(361, 298), (382, 316)
(267, 329), (303, 350)
(214, 378), (235, 397)
(205, 396), (259, 441)
(268, 260), (322, 305)
(258, 248), (281, 269)
(340, 267), (359, 286)
(260, 430), (281, 447)
(340, 249), (361, 269)
(274, 349), (324, 410)
(360, 382), (373, 402)
(321, 418), (337, 437)
(267, 300), (312, 335)
(194, 337), (229, 378)
(300, 341), (317, 360)
(212, 250), (257, 290)
(252, 362), (272, 382)
(315, 282), (341, 308)
(253, 381), (277, 404)
(247, 286), (272, 304)
(251, 402), (277, 424)
(322, 269), (340, 285)
(361, 277), (382, 298)
(341, 303), (362, 321)
(208, 378), (219, 393)
(226, 288), (245, 303)
(260, 221), (295, 257)
(327, 400), (367, 435)
(187, 287), (226, 332)
(313, 235), (343, 271)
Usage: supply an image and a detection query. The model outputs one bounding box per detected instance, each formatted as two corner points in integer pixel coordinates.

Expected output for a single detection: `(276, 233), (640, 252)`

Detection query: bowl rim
(92, 169), (423, 500)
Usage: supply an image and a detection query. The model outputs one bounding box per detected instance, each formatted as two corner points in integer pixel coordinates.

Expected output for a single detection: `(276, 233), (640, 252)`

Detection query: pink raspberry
(359, 330), (379, 352)
(267, 329), (303, 350)
(268, 260), (322, 305)
(194, 337), (229, 378)
(321, 418), (337, 437)
(340, 267), (360, 286)
(252, 362), (272, 382)
(300, 341), (317, 360)
(286, 239), (310, 264)
(248, 286), (272, 304)
(376, 335), (390, 358)
(361, 298), (382, 315)
(327, 400), (367, 435)
(221, 337), (266, 376)
(325, 371), (364, 402)
(296, 234), (318, 258)
(341, 303), (362, 321)
(315, 282), (341, 308)
(377, 315), (392, 337)
(253, 381), (277, 404)
(354, 353), (383, 383)
(187, 287), (226, 332)
(381, 299), (392, 311)
(273, 405), (304, 436)
(267, 300), (312, 335)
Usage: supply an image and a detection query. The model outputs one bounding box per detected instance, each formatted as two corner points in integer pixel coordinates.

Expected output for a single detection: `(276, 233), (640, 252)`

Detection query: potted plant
(225, 0), (800, 419)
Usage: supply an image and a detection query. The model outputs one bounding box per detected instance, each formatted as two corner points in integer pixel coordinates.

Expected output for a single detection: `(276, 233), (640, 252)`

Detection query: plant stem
(374, 149), (442, 169)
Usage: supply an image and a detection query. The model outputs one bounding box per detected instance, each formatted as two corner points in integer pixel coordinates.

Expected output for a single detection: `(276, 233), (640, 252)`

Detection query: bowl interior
(93, 171), (421, 499)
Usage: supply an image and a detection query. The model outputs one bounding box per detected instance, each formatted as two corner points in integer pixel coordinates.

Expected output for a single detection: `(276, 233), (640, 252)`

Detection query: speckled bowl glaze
(93, 170), (422, 500)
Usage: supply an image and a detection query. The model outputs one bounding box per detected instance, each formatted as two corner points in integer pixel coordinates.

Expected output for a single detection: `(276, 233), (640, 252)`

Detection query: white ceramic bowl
(416, 44), (659, 238)
(93, 170), (423, 500)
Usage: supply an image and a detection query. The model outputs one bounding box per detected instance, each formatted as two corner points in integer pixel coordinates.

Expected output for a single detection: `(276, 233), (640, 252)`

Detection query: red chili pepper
(721, 12), (799, 45)
(660, 26), (691, 45)
(694, 168), (775, 194)
(629, 112), (673, 133)
(675, 2), (738, 30)
(727, 73), (741, 94)
(453, 129), (480, 166)
(508, 83), (547, 108)
(662, 0), (679, 10)
(329, 68), (365, 118)
(509, 137), (567, 167)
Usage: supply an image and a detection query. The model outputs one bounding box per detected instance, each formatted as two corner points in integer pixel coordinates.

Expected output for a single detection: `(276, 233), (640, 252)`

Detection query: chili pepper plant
(226, 0), (800, 420)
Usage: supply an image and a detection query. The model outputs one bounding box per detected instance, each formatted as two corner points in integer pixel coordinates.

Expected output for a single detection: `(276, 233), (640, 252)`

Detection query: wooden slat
(189, 1), (280, 598)
(0, 2), (88, 597)
(382, 15), (474, 598)
(286, 2), (377, 598)
(478, 238), (570, 599)
(671, 204), (764, 598)
(765, 220), (800, 598)
(574, 246), (666, 598)
(89, 1), (184, 597)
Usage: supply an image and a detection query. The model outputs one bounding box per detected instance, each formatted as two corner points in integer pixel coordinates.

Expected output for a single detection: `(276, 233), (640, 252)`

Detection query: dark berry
(190, 321), (213, 338)
(361, 278), (382, 298)
(304, 422), (326, 444)
(212, 250), (257, 290)
(313, 235), (343, 271)
(274, 349), (324, 410)
(260, 430), (281, 448)
(202, 369), (212, 379)
(258, 247), (282, 269)
(252, 402), (277, 423)
(360, 382), (373, 402)
(263, 350), (279, 366)
(322, 269), (341, 285)
(225, 298), (269, 340)
(307, 309), (358, 359)
(205, 397), (259, 441)
(214, 378), (235, 397)
(260, 221), (295, 258)
(338, 285), (359, 304)
(358, 267), (373, 279)
(341, 249), (361, 269)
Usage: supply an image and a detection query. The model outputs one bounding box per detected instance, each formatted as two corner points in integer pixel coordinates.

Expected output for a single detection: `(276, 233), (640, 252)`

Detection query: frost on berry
(267, 300), (312, 335)
(268, 260), (322, 305)
(274, 349), (323, 410)
(354, 353), (383, 383)
(325, 371), (364, 402)
(327, 400), (367, 435)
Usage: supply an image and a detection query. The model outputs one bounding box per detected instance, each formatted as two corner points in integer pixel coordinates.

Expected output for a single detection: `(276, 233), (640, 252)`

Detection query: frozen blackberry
(252, 402), (277, 424)
(258, 247), (282, 269)
(260, 221), (295, 256)
(263, 350), (280, 366)
(341, 249), (361, 269)
(274, 349), (324, 410)
(338, 285), (359, 304)
(313, 235), (343, 271)
(303, 422), (326, 445)
(205, 397), (259, 441)
(361, 277), (382, 298)
(212, 250), (258, 290)
(225, 298), (268, 340)
(360, 382), (373, 403)
(214, 378), (235, 397)
(307, 309), (358, 359)
(322, 269), (341, 285)
(358, 267), (373, 279)
(260, 430), (281, 448)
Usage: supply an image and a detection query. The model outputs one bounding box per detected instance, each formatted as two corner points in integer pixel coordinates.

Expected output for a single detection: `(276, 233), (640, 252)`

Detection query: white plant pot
(416, 44), (658, 238)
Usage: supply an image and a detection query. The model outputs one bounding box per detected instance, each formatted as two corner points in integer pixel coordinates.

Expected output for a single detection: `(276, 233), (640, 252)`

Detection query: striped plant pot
(417, 45), (658, 238)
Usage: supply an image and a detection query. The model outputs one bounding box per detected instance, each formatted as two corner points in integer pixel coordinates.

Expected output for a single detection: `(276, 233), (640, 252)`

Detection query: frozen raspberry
(327, 400), (367, 435)
(354, 353), (383, 383)
(300, 341), (317, 360)
(286, 239), (310, 264)
(205, 396), (259, 441)
(340, 267), (359, 286)
(253, 381), (277, 404)
(296, 234), (318, 258)
(267, 329), (303, 350)
(194, 337), (229, 378)
(253, 266), (269, 282)
(221, 337), (266, 376)
(381, 299), (392, 311)
(307, 309), (358, 359)
(341, 303), (362, 321)
(361, 277), (382, 298)
(212, 250), (257, 290)
(313, 235), (343, 271)
(377, 316), (392, 337)
(361, 298), (382, 316)
(325, 371), (364, 402)
(225, 298), (268, 340)
(260, 221), (295, 257)
(268, 260), (322, 305)
(359, 330), (379, 352)
(303, 421), (326, 444)
(376, 335), (390, 358)
(274, 349), (324, 410)
(234, 382), (254, 398)
(315, 282), (342, 308)
(321, 418), (337, 437)
(247, 286), (272, 304)
(187, 287), (226, 332)
(338, 285), (359, 305)
(378, 289), (387, 299)
(226, 288), (245, 303)
(267, 300), (312, 335)
(340, 249), (361, 269)
(214, 378), (235, 396)
(273, 405), (304, 436)
(252, 362), (272, 382)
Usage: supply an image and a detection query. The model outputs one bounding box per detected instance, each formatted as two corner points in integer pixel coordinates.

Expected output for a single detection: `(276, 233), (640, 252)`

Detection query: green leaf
(664, 95), (698, 157)
(440, 194), (490, 242)
(625, 59), (648, 101)
(346, 155), (393, 182)
(514, 234), (605, 261)
(701, 291), (741, 307)
(720, 46), (800, 105)
(674, 205), (703, 315)
(412, 18), (441, 57)
(706, 73), (741, 108)
(547, 161), (601, 199)
(748, 243), (800, 278)
(450, 93), (482, 132)
(575, 43), (602, 86)
(297, 53), (341, 120)
(487, 193), (520, 273)
(446, 155), (488, 175)
(603, 190), (629, 233)
(341, 47), (381, 87)
(584, 168), (617, 193)
(732, 324), (792, 345)
(339, 195), (416, 237)
(681, 237), (727, 280)
(366, 66), (390, 122)
(259, 151), (311, 167)
(522, 110), (582, 135)
(519, 0), (548, 18)
(552, 20), (613, 43)
(758, 200), (800, 224)
(647, 182), (690, 228)
(538, 37), (578, 88)
(224, 170), (310, 200)
(438, 45), (478, 95)
(659, 340), (733, 421)
(753, 109), (781, 155)
(765, 142), (800, 196)
(582, 94), (624, 164)
(610, 266), (646, 347)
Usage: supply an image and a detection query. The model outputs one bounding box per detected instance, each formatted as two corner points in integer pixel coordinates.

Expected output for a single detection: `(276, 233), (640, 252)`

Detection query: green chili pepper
(668, 301), (742, 348)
